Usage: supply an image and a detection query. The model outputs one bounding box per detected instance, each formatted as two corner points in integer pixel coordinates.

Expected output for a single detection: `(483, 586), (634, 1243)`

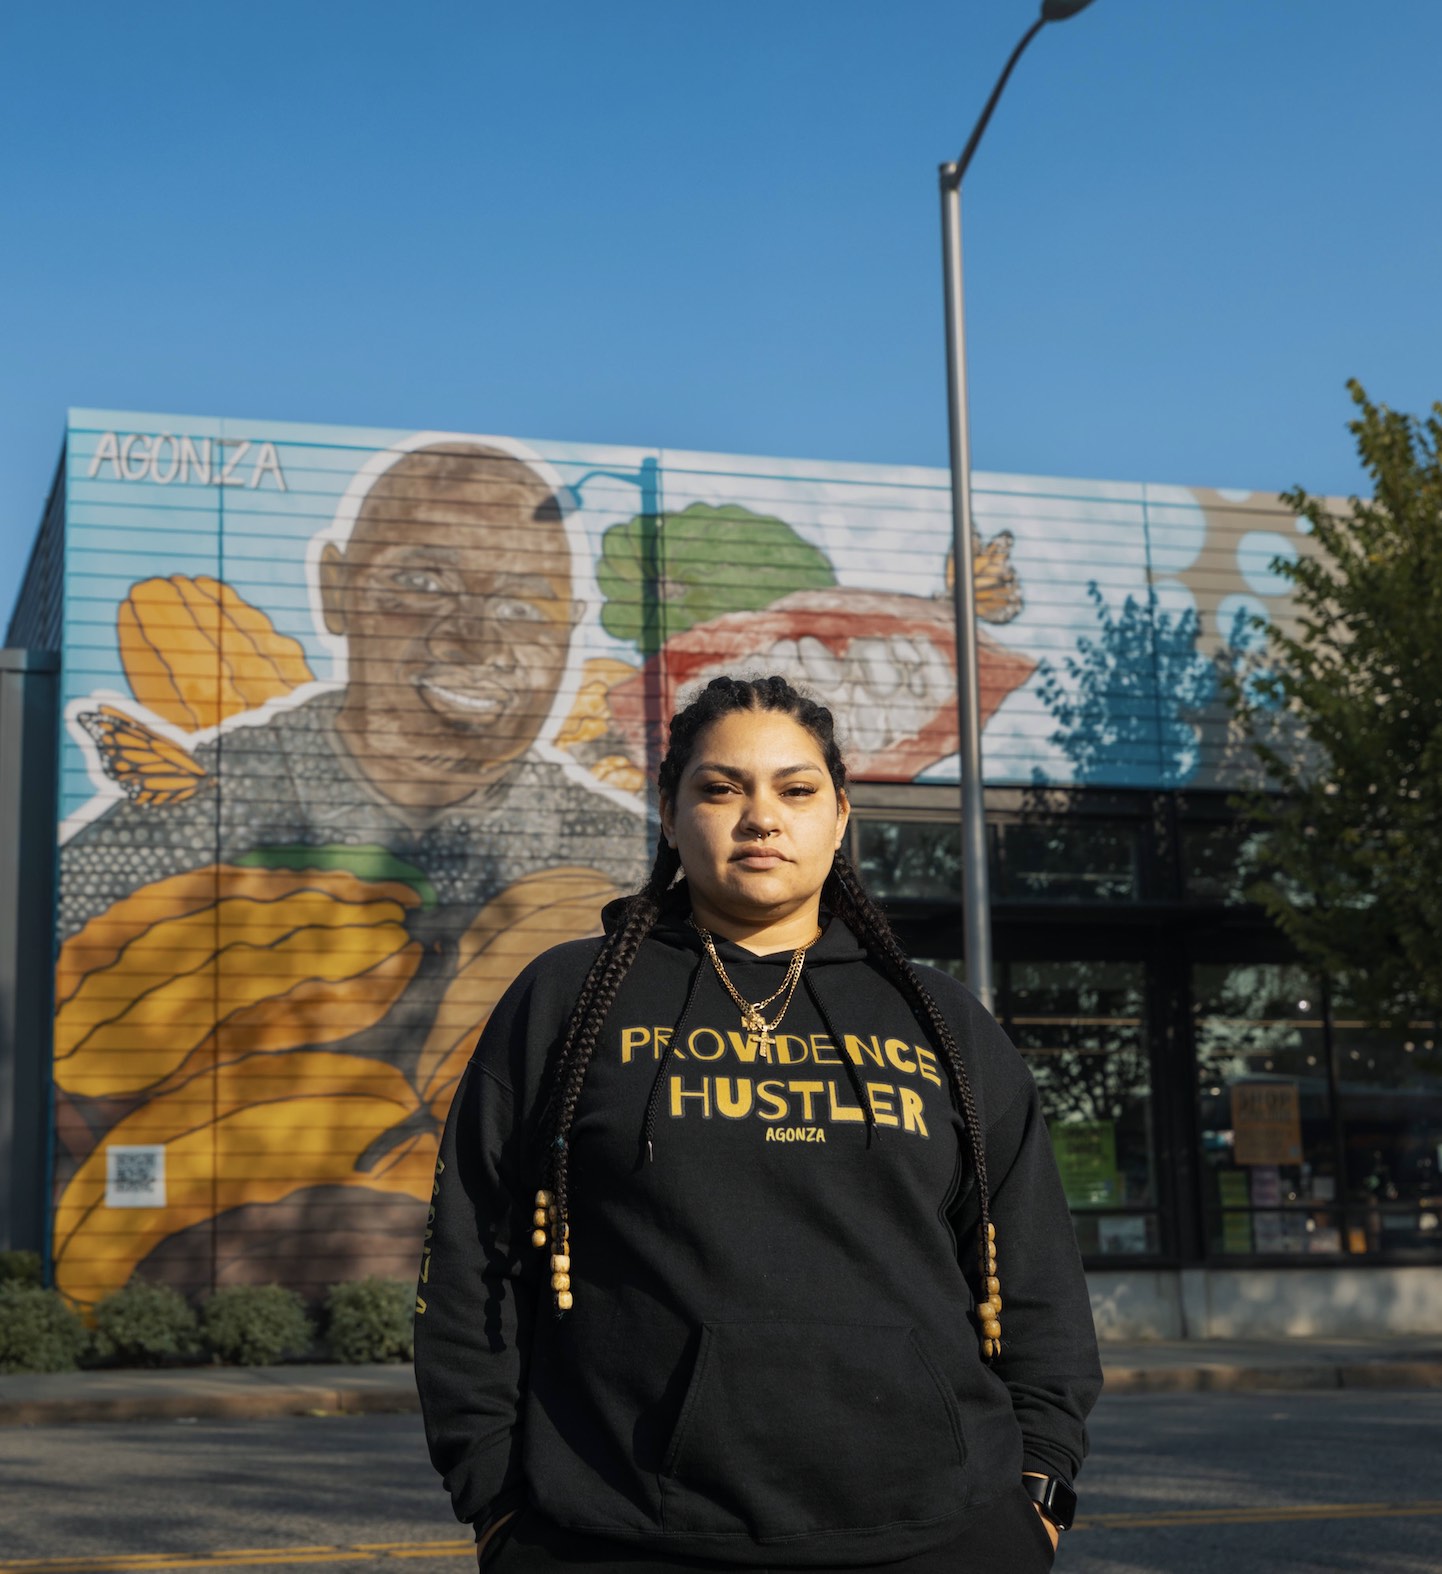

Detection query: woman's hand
(1031, 1502), (1060, 1552)
(475, 1510), (516, 1568)
(1022, 1473), (1061, 1553)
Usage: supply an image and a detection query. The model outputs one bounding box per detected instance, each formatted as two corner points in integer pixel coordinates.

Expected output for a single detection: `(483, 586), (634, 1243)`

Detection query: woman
(415, 675), (1101, 1571)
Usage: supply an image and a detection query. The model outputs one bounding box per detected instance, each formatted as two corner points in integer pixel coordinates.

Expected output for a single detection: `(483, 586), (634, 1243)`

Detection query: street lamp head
(1040, 0), (1097, 20)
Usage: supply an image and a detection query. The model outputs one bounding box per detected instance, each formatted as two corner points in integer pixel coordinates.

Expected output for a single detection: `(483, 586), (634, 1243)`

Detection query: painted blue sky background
(5, 0), (1442, 628)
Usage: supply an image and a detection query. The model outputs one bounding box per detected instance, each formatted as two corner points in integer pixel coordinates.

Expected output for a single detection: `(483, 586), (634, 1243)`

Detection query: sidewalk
(0, 1362), (419, 1426)
(3, 1338), (1441, 1427)
(1098, 1335), (1442, 1394)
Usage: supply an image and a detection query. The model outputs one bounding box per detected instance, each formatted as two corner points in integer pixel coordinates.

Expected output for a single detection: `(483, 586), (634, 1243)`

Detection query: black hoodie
(414, 899), (1102, 1566)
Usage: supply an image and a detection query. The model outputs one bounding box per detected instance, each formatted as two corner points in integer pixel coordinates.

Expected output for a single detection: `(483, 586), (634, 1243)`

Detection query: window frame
(853, 783), (1442, 1270)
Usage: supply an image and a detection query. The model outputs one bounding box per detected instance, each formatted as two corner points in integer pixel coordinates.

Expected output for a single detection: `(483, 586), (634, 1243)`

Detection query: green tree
(1228, 381), (1442, 1025)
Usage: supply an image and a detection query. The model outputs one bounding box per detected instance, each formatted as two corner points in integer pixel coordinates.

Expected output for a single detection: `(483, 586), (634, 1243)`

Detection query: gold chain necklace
(693, 922), (818, 1056)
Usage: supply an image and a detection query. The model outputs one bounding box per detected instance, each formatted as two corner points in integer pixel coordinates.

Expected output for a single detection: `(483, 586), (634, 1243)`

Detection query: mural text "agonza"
(86, 433), (287, 490)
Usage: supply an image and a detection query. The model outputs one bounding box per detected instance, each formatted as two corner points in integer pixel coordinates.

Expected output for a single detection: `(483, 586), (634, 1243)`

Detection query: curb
(1101, 1359), (1442, 1395)
(5, 1355), (1442, 1427)
(0, 1382), (420, 1428)
(0, 1366), (421, 1428)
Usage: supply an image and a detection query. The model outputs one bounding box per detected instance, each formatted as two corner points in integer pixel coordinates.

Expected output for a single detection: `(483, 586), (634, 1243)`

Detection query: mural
(46, 412), (1313, 1307)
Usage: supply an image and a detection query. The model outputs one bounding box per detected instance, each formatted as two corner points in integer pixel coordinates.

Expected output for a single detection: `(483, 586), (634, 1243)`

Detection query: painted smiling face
(321, 444), (580, 807)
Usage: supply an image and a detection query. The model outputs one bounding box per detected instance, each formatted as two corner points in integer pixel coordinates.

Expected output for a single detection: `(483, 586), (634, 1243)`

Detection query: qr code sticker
(106, 1145), (166, 1208)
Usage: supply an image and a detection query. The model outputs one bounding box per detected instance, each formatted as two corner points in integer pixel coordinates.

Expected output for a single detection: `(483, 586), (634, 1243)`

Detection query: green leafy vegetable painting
(597, 503), (836, 652)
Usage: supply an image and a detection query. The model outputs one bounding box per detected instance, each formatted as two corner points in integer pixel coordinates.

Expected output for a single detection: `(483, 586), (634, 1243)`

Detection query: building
(3, 407), (1439, 1336)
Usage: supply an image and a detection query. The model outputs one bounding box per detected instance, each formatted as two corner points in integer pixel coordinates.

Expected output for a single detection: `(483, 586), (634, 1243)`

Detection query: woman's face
(660, 709), (849, 939)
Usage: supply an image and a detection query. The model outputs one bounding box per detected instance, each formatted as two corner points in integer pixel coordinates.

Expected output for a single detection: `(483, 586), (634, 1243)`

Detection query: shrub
(324, 1278), (414, 1364)
(0, 1250), (42, 1286)
(201, 1284), (314, 1366)
(90, 1280), (200, 1366)
(0, 1283), (87, 1373)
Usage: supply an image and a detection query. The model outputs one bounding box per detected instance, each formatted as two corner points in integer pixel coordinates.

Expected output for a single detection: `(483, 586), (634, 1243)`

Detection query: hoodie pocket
(659, 1320), (966, 1539)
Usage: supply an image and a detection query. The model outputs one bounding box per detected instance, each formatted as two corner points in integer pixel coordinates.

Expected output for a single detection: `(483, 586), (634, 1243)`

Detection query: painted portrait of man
(52, 440), (648, 1306)
(319, 441), (593, 809)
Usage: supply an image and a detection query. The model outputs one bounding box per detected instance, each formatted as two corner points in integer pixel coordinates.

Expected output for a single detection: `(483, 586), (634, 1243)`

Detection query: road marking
(349, 1548), (469, 1557)
(0, 1552), (343, 1571)
(1080, 1499), (1442, 1530)
(0, 1544), (473, 1574)
(6, 1505), (1440, 1572)
(377, 1548), (472, 1561)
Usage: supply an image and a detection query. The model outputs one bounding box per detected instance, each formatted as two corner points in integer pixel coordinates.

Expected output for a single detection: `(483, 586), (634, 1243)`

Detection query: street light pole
(940, 0), (1096, 1012)
(939, 177), (993, 1010)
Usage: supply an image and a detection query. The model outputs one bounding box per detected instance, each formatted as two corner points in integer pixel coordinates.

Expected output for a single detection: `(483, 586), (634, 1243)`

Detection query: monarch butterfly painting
(77, 706), (212, 807)
(77, 576), (314, 808)
(970, 528), (1024, 625)
(945, 529), (1023, 625)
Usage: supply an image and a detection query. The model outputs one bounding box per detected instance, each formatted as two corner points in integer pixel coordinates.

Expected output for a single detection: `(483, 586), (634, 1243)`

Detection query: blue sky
(4, 0), (1441, 628)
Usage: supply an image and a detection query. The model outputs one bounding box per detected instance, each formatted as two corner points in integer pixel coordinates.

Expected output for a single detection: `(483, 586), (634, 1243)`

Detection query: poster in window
(1218, 1168), (1252, 1253)
(1231, 1080), (1303, 1165)
(1051, 1121), (1120, 1206)
(1097, 1214), (1150, 1254)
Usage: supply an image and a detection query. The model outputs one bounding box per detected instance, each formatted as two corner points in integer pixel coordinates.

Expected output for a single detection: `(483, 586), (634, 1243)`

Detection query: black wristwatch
(1022, 1474), (1077, 1533)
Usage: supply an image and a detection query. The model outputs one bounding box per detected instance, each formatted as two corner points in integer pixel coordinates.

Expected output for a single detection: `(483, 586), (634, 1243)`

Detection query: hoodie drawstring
(640, 954), (707, 1163)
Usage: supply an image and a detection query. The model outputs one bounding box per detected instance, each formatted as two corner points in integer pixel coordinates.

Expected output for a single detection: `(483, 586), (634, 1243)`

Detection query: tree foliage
(1228, 381), (1442, 1025)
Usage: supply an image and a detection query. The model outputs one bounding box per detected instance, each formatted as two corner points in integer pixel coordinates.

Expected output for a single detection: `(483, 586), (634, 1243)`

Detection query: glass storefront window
(857, 815), (1140, 905)
(1193, 964), (1343, 1257)
(1180, 822), (1248, 903)
(998, 821), (1139, 903)
(1331, 1006), (1442, 1257)
(913, 956), (968, 986)
(1007, 961), (1159, 1256)
(855, 819), (963, 900)
(1180, 822), (1269, 905)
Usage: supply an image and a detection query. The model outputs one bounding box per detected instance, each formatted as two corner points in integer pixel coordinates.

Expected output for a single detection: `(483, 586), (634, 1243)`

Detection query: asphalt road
(1, 1391), (1438, 1573)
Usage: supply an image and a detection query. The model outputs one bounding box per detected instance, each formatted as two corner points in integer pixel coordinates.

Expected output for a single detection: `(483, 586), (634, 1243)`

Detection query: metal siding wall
(0, 651), (59, 1254)
(55, 417), (225, 1304)
(5, 455), (66, 650)
(1163, 487), (1319, 789)
(41, 407), (1311, 1309)
(50, 416), (661, 1308)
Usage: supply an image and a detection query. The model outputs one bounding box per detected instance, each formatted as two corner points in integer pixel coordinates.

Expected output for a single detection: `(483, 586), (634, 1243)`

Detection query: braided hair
(530, 675), (1003, 1357)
